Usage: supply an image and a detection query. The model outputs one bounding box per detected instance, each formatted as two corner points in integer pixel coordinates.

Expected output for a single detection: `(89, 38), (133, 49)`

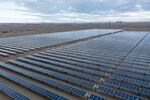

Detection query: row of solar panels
(0, 31), (150, 100)
(0, 29), (120, 57)
(0, 69), (106, 100)
(0, 60), (145, 100)
(23, 50), (150, 88)
(35, 51), (150, 82)
(0, 47), (149, 99)
(0, 82), (29, 100)
(47, 48), (149, 78)
(35, 31), (149, 99)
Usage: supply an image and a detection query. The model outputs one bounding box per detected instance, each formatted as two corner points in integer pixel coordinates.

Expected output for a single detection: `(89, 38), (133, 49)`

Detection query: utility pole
(108, 21), (111, 29)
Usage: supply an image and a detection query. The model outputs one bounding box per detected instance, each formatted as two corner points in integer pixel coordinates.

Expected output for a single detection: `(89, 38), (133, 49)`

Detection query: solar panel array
(0, 29), (119, 57)
(0, 30), (150, 100)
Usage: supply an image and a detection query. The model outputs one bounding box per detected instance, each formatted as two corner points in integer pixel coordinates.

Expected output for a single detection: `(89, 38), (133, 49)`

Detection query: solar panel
(0, 30), (150, 100)
(0, 82), (29, 100)
(0, 70), (68, 100)
(0, 29), (120, 57)
(0, 62), (87, 97)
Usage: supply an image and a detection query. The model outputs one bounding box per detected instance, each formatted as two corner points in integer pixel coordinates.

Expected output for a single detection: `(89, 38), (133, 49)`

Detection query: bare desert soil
(0, 22), (150, 38)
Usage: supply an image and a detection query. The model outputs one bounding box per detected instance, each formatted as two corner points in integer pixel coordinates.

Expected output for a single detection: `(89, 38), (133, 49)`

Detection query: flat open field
(0, 22), (150, 38)
(0, 24), (150, 100)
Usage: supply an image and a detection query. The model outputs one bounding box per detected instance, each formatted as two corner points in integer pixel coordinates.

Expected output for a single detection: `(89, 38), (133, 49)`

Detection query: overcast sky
(0, 0), (150, 23)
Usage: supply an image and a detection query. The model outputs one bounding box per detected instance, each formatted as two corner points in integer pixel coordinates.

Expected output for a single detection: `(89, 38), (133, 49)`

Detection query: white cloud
(0, 0), (150, 23)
